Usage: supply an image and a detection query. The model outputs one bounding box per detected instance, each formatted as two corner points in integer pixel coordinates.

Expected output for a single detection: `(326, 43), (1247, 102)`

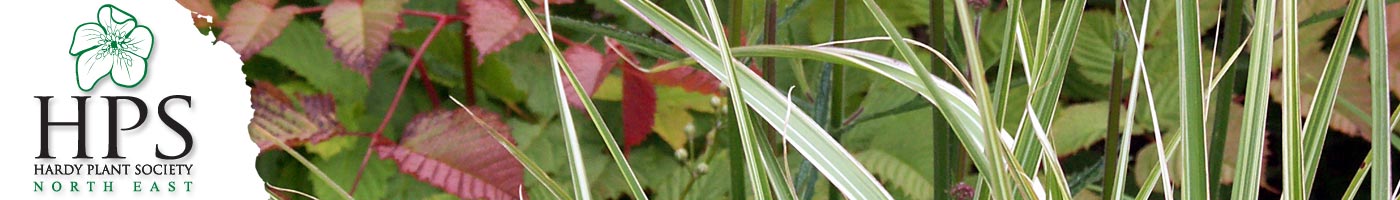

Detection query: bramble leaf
(248, 82), (343, 151)
(175, 0), (218, 33)
(373, 108), (524, 199)
(220, 0), (298, 60)
(463, 0), (535, 57)
(559, 38), (617, 108)
(1050, 101), (1113, 156)
(1275, 48), (1398, 139)
(856, 149), (934, 200)
(322, 0), (407, 80)
(1358, 2), (1400, 98)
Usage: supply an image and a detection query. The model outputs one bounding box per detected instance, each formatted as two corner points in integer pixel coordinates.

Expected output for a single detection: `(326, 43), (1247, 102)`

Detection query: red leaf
(219, 1), (298, 60)
(322, 0), (407, 80)
(647, 67), (723, 96)
(646, 63), (763, 96)
(176, 0), (218, 32)
(559, 37), (618, 109)
(374, 108), (524, 199)
(621, 62), (656, 154)
(604, 38), (656, 153)
(463, 0), (536, 58)
(249, 82), (343, 151)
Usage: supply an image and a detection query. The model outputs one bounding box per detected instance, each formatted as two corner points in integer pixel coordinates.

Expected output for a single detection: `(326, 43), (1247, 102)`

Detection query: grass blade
(1344, 153), (1375, 200)
(1013, 0), (1089, 184)
(1172, 0), (1210, 198)
(1281, 0), (1304, 196)
(690, 0), (777, 198)
(512, 1), (650, 199)
(609, 0), (895, 198)
(1367, 0), (1393, 198)
(1231, 0), (1277, 197)
(448, 97), (573, 200)
(1298, 0), (1367, 196)
(250, 126), (353, 200)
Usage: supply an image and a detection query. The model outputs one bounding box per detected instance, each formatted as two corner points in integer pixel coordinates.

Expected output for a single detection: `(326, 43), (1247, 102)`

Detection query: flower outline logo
(68, 4), (154, 91)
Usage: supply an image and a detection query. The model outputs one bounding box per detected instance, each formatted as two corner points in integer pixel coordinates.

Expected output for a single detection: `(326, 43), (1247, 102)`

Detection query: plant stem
(828, 0), (846, 133)
(1175, 0), (1208, 197)
(729, 0), (744, 46)
(1101, 0), (1127, 199)
(458, 3), (477, 106)
(1207, 0), (1246, 198)
(403, 10), (466, 22)
(726, 1), (750, 199)
(297, 6), (325, 14)
(763, 0), (778, 84)
(403, 48), (441, 108)
(347, 16), (450, 196)
(928, 0), (963, 199)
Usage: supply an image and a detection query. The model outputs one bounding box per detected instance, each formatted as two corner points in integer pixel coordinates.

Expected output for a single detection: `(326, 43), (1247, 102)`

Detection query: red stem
(459, 4), (477, 106)
(347, 16), (451, 196)
(416, 59), (442, 108)
(297, 6), (325, 15)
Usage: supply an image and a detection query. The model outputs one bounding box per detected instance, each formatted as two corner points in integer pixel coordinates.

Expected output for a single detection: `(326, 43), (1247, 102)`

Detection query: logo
(68, 4), (153, 91)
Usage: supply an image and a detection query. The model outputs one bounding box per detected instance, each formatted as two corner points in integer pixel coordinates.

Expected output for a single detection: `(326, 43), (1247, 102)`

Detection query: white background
(0, 1), (265, 199)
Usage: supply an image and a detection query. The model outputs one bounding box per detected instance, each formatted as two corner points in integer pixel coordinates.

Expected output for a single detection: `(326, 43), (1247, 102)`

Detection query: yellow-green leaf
(322, 0), (407, 79)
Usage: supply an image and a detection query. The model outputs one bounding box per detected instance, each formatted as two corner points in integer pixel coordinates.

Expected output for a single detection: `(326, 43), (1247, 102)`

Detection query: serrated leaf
(842, 107), (935, 199)
(220, 1), (298, 60)
(477, 55), (529, 104)
(621, 63), (656, 153)
(309, 137), (395, 200)
(856, 150), (934, 200)
(463, 0), (535, 57)
(647, 67), (724, 96)
(176, 0), (217, 33)
(1357, 2), (1400, 97)
(260, 20), (369, 121)
(595, 75), (714, 150)
(559, 38), (617, 108)
(1133, 103), (1264, 190)
(1070, 11), (1122, 85)
(373, 108), (524, 199)
(1050, 101), (1112, 156)
(322, 0), (407, 80)
(1274, 49), (1395, 139)
(248, 82), (343, 151)
(650, 107), (692, 150)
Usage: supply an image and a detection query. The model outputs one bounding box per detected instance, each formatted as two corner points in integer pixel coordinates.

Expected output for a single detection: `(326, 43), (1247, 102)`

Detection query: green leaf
(856, 150), (934, 200)
(322, 0), (408, 79)
(1070, 11), (1125, 86)
(841, 106), (937, 199)
(308, 137), (395, 200)
(476, 56), (529, 104)
(1049, 102), (1113, 156)
(260, 20), (370, 128)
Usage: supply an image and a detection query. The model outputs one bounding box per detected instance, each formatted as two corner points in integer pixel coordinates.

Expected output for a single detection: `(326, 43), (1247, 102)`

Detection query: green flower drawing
(68, 5), (153, 91)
